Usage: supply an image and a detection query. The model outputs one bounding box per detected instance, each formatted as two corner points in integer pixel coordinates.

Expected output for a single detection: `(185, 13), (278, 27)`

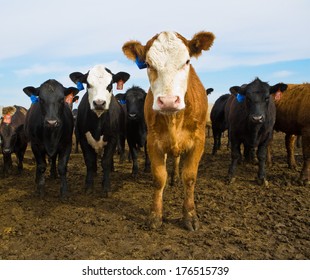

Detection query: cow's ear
(206, 88), (214, 95)
(229, 86), (241, 96)
(113, 72), (130, 84)
(23, 86), (38, 97)
(64, 87), (79, 97)
(122, 40), (146, 63)
(69, 72), (88, 85)
(270, 83), (288, 94)
(188, 31), (215, 58)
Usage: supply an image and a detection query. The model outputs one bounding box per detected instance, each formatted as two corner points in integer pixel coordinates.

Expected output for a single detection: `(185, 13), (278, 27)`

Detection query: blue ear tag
(119, 99), (126, 105)
(237, 93), (245, 103)
(135, 56), (147, 69)
(30, 95), (39, 104)
(76, 81), (84, 91)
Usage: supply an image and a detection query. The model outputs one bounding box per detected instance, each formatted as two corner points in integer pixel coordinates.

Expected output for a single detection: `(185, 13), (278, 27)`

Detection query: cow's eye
(186, 59), (190, 65)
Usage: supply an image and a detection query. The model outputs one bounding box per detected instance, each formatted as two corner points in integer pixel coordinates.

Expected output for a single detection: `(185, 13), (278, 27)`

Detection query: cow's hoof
(84, 187), (93, 195)
(183, 215), (200, 231)
(257, 178), (269, 187)
(226, 176), (235, 184)
(148, 213), (162, 229)
(101, 190), (111, 198)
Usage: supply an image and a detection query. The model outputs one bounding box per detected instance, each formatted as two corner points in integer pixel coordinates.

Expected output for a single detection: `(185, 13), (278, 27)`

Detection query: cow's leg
(101, 140), (117, 197)
(49, 154), (57, 179)
(227, 141), (241, 183)
(170, 155), (180, 187)
(212, 129), (220, 155)
(32, 144), (47, 197)
(144, 142), (151, 173)
(148, 149), (167, 229)
(257, 143), (268, 187)
(16, 142), (27, 174)
(118, 134), (126, 164)
(57, 146), (71, 199)
(182, 139), (205, 231)
(128, 141), (139, 178)
(285, 134), (297, 169)
(80, 139), (97, 193)
(300, 130), (310, 185)
(2, 153), (12, 177)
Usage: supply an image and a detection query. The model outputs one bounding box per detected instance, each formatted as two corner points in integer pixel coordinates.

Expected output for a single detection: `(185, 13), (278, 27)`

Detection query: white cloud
(271, 70), (294, 78)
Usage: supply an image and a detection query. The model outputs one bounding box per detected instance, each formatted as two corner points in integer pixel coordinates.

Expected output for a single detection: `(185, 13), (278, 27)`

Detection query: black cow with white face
(69, 65), (130, 196)
(23, 79), (79, 198)
(227, 78), (287, 186)
(119, 86), (150, 177)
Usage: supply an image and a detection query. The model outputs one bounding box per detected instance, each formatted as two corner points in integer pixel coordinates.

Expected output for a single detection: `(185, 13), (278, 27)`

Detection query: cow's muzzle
(45, 119), (60, 128)
(250, 114), (264, 124)
(156, 96), (181, 112)
(93, 100), (106, 111)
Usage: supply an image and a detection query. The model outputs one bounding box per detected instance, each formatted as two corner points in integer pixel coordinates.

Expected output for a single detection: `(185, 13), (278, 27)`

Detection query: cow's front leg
(101, 140), (116, 197)
(182, 140), (204, 231)
(227, 141), (241, 184)
(257, 144), (268, 187)
(148, 150), (167, 229)
(58, 146), (72, 199)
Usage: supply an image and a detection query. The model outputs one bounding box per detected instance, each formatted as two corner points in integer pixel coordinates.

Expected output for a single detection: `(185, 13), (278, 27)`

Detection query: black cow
(0, 105), (28, 176)
(119, 86), (150, 177)
(69, 65), (130, 196)
(23, 79), (79, 198)
(227, 78), (287, 186)
(210, 93), (230, 155)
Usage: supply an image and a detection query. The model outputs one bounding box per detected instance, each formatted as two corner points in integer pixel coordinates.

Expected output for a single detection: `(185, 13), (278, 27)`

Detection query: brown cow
(122, 31), (215, 230)
(273, 83), (310, 185)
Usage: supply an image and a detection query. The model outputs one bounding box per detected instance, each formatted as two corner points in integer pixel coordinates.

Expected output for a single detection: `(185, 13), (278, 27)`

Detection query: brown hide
(145, 66), (208, 157)
(144, 65), (208, 230)
(274, 83), (310, 183)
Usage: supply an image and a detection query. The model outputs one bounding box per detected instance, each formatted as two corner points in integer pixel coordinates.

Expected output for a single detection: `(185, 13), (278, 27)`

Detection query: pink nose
(157, 96), (181, 111)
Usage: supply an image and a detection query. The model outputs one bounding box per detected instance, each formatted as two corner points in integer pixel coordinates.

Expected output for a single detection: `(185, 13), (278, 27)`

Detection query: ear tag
(135, 56), (147, 69)
(65, 93), (74, 104)
(274, 90), (282, 101)
(76, 81), (84, 91)
(3, 114), (12, 124)
(237, 93), (245, 103)
(117, 80), (124, 90)
(30, 95), (39, 104)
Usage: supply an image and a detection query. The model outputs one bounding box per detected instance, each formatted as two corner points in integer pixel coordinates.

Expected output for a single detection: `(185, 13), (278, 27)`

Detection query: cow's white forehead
(87, 65), (112, 86)
(147, 32), (189, 69)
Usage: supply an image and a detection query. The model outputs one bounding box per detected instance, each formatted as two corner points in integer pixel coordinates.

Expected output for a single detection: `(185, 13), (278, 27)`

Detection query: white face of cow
(87, 65), (113, 117)
(146, 32), (190, 113)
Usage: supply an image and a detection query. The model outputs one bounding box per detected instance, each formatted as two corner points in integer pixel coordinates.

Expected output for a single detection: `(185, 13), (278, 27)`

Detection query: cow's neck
(43, 125), (63, 157)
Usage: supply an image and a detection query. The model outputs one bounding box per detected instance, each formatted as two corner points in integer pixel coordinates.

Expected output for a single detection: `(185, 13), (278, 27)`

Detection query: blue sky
(0, 0), (309, 109)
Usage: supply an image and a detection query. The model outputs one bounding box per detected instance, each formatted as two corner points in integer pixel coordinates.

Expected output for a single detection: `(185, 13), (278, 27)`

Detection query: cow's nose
(157, 96), (181, 111)
(251, 115), (264, 123)
(46, 119), (58, 127)
(3, 148), (11, 154)
(93, 100), (106, 108)
(128, 113), (137, 119)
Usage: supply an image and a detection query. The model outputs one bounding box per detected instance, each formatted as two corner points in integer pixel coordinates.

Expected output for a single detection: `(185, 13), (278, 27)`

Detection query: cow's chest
(152, 116), (196, 156)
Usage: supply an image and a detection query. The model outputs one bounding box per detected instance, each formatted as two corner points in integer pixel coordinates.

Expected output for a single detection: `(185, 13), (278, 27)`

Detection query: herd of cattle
(0, 31), (309, 231)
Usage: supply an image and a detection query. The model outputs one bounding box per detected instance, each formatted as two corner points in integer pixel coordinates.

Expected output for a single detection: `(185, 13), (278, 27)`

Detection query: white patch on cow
(85, 131), (107, 156)
(87, 65), (113, 117)
(146, 32), (190, 111)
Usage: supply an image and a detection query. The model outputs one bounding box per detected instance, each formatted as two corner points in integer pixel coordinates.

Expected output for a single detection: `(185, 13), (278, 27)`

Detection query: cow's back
(274, 83), (310, 135)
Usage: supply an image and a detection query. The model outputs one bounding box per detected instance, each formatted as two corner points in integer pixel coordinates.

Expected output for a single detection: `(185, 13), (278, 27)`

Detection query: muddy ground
(0, 131), (309, 260)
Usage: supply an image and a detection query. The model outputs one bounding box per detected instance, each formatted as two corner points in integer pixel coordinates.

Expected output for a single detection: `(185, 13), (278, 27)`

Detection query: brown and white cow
(122, 31), (215, 230)
(273, 83), (310, 185)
